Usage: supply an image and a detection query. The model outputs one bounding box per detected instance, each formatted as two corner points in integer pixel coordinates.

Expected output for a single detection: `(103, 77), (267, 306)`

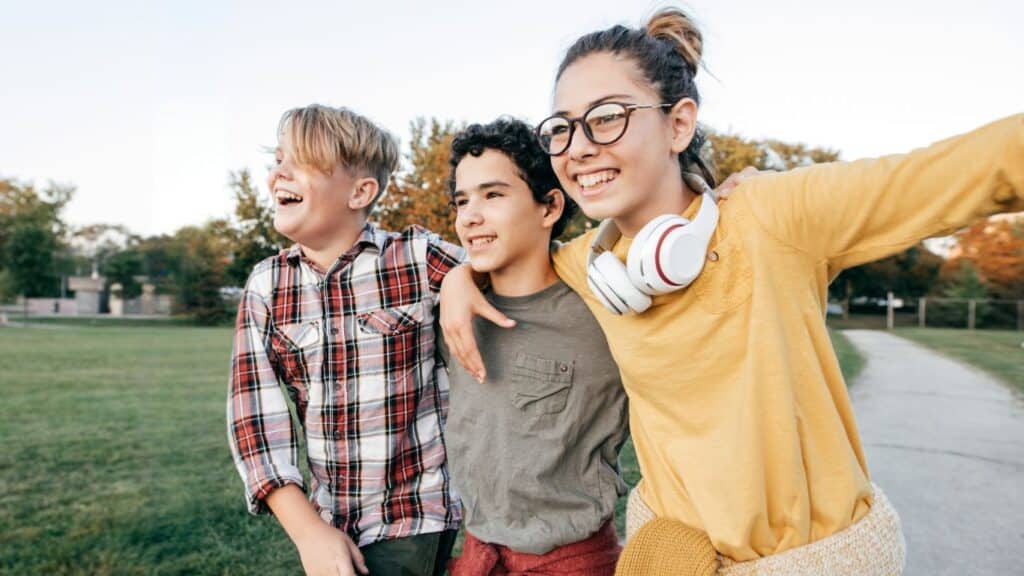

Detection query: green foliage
(0, 178), (75, 297)
(172, 223), (232, 325)
(226, 169), (286, 287)
(4, 223), (58, 297)
(942, 261), (989, 299)
(374, 118), (461, 242)
(829, 244), (943, 302)
(103, 249), (144, 299)
(707, 130), (840, 180)
(0, 268), (16, 303)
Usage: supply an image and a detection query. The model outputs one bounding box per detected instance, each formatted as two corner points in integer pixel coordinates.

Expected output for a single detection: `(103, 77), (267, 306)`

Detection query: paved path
(845, 330), (1024, 576)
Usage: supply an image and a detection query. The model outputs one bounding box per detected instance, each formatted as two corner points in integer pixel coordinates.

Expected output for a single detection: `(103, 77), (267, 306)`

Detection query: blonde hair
(277, 104), (400, 206)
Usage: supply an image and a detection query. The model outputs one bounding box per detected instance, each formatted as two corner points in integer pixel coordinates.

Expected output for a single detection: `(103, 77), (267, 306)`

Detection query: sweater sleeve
(739, 114), (1024, 277)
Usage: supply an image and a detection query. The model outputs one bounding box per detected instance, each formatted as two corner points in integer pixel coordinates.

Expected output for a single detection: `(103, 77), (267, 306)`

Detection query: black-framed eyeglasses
(535, 102), (673, 156)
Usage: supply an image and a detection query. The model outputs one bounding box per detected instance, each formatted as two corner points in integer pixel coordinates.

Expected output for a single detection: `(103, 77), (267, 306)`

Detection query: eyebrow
(553, 93), (635, 116)
(453, 180), (511, 196)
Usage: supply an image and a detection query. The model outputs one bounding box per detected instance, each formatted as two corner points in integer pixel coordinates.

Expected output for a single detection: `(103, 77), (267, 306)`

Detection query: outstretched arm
(739, 114), (1024, 276)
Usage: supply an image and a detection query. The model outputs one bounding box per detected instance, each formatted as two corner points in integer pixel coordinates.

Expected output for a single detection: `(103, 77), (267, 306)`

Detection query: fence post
(968, 299), (976, 331)
(887, 291), (895, 330)
(919, 297), (927, 328)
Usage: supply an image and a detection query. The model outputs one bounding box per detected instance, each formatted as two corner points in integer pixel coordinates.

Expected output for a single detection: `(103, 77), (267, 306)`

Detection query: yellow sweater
(552, 115), (1024, 561)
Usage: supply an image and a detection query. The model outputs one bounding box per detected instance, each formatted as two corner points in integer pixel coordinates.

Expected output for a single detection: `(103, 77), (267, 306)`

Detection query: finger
(335, 557), (356, 576)
(475, 300), (516, 329)
(739, 165), (759, 177)
(346, 539), (369, 575)
(456, 325), (487, 383)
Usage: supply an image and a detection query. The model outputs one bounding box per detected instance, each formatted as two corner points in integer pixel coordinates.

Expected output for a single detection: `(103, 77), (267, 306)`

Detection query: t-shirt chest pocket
(691, 231), (754, 315)
(510, 351), (574, 415)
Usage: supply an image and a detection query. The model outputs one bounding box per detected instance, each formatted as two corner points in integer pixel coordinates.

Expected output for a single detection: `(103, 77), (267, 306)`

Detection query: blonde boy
(228, 105), (463, 576)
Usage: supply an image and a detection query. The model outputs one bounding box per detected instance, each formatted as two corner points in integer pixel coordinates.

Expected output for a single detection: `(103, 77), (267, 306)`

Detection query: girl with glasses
(441, 7), (1023, 575)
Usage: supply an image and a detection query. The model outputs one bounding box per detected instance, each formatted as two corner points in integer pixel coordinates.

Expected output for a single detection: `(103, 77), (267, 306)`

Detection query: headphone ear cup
(590, 252), (652, 314)
(651, 194), (720, 288)
(588, 271), (627, 315)
(627, 215), (681, 296)
(633, 216), (690, 295)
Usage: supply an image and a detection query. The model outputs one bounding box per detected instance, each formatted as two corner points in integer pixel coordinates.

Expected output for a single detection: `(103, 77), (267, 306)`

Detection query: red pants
(449, 520), (621, 576)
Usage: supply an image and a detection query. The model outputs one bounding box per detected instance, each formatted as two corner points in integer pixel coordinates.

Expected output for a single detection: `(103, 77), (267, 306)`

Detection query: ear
(348, 177), (380, 211)
(540, 189), (565, 230)
(667, 98), (698, 155)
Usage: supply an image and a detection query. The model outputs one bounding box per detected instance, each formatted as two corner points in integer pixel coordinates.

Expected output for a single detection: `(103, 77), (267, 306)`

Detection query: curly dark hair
(447, 118), (578, 240)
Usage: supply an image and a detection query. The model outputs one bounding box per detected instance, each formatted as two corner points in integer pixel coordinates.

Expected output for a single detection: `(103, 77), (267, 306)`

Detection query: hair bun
(646, 8), (703, 76)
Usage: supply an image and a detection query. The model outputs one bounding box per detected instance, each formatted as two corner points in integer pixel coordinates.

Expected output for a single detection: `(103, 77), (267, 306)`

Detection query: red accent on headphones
(654, 223), (685, 286)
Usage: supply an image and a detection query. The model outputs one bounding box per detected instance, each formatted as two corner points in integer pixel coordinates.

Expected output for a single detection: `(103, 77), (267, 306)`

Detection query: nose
(269, 159), (292, 187)
(566, 120), (598, 161)
(456, 198), (484, 229)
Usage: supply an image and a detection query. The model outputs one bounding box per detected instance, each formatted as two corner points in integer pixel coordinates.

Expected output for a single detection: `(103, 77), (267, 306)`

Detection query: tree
(707, 130), (840, 179)
(71, 223), (137, 276)
(374, 118), (461, 243)
(173, 221), (232, 325)
(829, 243), (943, 302)
(103, 249), (144, 300)
(0, 178), (75, 297)
(940, 217), (1024, 299)
(226, 169), (287, 286)
(3, 223), (58, 297)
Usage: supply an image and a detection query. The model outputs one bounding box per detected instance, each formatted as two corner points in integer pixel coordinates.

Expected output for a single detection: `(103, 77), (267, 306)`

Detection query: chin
(468, 260), (498, 275)
(273, 217), (302, 243)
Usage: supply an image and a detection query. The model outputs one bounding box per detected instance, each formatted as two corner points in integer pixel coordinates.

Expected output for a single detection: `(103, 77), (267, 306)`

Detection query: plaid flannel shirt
(227, 224), (465, 546)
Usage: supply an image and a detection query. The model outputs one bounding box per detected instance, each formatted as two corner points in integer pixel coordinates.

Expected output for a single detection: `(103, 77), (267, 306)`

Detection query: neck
(488, 246), (559, 298)
(616, 168), (700, 237)
(299, 220), (366, 271)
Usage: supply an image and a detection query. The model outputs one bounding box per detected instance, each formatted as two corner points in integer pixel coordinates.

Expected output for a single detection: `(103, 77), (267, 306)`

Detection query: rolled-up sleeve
(226, 282), (304, 514)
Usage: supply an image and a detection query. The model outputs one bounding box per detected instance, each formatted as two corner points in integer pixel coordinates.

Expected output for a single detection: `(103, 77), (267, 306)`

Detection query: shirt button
(330, 328), (339, 335)
(559, 363), (569, 373)
(708, 250), (719, 262)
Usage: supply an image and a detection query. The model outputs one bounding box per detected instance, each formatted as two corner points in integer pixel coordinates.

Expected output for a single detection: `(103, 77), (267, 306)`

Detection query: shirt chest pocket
(510, 351), (574, 416)
(356, 301), (427, 336)
(691, 233), (754, 315)
(269, 319), (325, 387)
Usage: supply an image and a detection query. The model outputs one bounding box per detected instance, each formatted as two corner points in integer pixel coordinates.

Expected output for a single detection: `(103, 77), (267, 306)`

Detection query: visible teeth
(469, 237), (495, 247)
(275, 190), (303, 203)
(577, 170), (617, 189)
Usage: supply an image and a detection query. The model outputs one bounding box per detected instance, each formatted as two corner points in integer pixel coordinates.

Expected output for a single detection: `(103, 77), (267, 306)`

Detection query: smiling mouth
(576, 169), (619, 192)
(466, 235), (496, 248)
(275, 190), (304, 206)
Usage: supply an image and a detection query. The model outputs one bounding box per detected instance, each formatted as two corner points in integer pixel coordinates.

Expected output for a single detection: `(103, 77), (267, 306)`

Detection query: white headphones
(586, 173), (719, 315)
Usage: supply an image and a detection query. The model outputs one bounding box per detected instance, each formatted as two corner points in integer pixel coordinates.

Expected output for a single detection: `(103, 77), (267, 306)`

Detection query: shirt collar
(284, 223), (385, 269)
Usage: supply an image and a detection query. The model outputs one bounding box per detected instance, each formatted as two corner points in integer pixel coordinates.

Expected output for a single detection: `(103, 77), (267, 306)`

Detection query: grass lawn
(830, 329), (866, 383)
(895, 327), (1024, 392)
(0, 324), (865, 574)
(0, 326), (298, 575)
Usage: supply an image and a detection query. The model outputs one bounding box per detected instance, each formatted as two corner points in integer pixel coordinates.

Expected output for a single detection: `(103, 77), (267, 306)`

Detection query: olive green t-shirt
(439, 280), (628, 554)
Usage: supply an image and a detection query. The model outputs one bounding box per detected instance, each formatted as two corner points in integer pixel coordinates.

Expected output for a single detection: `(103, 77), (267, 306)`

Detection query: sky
(1, 0), (1021, 237)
